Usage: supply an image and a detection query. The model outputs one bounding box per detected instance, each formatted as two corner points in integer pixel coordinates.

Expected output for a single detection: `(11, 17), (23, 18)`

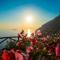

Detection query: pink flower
(18, 33), (23, 38)
(15, 50), (23, 60)
(10, 48), (15, 53)
(16, 42), (21, 47)
(30, 38), (38, 46)
(9, 49), (15, 60)
(26, 46), (33, 54)
(30, 36), (34, 41)
(2, 50), (9, 60)
(57, 37), (60, 39)
(29, 33), (35, 41)
(18, 33), (21, 38)
(42, 37), (47, 42)
(55, 44), (60, 56)
(37, 30), (42, 36)
(24, 34), (27, 39)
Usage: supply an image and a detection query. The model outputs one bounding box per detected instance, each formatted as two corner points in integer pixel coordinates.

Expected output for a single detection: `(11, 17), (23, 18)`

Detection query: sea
(0, 30), (18, 49)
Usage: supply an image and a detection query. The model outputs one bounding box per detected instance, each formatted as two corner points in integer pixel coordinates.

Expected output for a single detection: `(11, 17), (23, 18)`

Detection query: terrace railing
(0, 36), (19, 44)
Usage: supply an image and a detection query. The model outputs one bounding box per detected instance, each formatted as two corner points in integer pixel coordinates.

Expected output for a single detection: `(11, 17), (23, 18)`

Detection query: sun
(26, 15), (33, 23)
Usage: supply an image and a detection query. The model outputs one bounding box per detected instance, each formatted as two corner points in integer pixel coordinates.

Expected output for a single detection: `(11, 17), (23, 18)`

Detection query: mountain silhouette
(37, 15), (60, 34)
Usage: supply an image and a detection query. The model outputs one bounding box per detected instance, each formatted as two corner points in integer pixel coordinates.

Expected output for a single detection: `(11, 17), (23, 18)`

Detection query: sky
(0, 0), (60, 34)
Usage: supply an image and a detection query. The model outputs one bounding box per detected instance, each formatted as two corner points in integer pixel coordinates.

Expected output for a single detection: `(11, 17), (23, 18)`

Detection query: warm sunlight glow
(26, 15), (33, 23)
(10, 7), (43, 32)
(27, 29), (31, 37)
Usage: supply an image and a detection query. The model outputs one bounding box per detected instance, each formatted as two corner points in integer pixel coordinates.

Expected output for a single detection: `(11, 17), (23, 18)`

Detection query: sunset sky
(0, 0), (60, 33)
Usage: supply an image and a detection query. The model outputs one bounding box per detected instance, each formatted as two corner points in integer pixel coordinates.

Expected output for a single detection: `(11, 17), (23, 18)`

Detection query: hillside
(37, 15), (60, 34)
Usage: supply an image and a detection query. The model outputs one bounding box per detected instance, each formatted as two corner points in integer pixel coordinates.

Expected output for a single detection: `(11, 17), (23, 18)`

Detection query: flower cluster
(1, 30), (60, 60)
